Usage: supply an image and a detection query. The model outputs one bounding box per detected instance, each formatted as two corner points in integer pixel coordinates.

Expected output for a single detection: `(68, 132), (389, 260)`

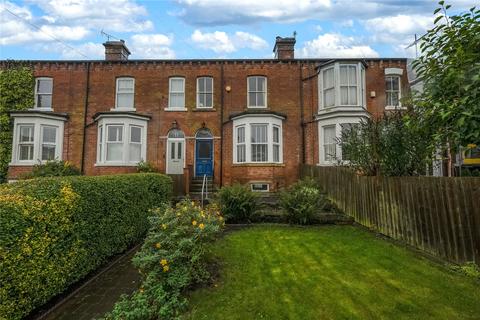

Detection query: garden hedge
(0, 173), (172, 320)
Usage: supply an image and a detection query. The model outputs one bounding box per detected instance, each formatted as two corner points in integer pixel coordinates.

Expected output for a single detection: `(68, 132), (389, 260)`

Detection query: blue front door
(195, 139), (213, 176)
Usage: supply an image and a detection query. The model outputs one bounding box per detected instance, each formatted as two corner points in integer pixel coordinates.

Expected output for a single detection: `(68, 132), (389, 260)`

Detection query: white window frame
(196, 77), (213, 108)
(247, 76), (267, 108)
(10, 116), (64, 165)
(235, 125), (246, 163)
(384, 68), (405, 110)
(233, 115), (283, 164)
(114, 77), (135, 110)
(250, 183), (270, 192)
(167, 77), (186, 111)
(34, 77), (53, 110)
(385, 75), (401, 109)
(318, 62), (365, 110)
(317, 117), (367, 166)
(96, 116), (148, 166)
(40, 125), (58, 161)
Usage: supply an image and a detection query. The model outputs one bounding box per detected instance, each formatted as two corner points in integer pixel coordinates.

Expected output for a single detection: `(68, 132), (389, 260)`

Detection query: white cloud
(363, 14), (433, 44)
(299, 33), (379, 58)
(173, 0), (472, 26)
(0, 0), (153, 47)
(190, 30), (267, 53)
(29, 0), (153, 32)
(175, 0), (331, 25)
(130, 34), (175, 58)
(0, 2), (89, 45)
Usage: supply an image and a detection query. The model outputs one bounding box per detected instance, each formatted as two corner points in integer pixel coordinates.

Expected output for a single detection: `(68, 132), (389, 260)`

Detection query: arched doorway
(195, 128), (213, 177)
(166, 128), (185, 174)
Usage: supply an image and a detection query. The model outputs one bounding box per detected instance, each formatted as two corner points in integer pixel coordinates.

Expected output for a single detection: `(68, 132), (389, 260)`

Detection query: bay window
(10, 114), (65, 165)
(96, 115), (149, 165)
(233, 115), (283, 164)
(318, 119), (366, 165)
(319, 62), (365, 109)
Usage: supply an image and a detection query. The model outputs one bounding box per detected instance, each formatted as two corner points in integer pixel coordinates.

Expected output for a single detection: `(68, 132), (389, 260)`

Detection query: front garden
(1, 172), (479, 320)
(185, 225), (480, 320)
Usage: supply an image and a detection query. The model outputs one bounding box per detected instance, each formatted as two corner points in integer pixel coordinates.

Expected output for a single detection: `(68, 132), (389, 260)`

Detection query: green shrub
(102, 199), (224, 320)
(215, 184), (258, 223)
(0, 173), (172, 320)
(137, 160), (158, 173)
(21, 160), (81, 178)
(451, 262), (480, 279)
(279, 178), (328, 225)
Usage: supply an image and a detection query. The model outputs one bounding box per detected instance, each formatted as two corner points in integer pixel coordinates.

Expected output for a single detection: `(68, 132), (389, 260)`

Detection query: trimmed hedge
(0, 173), (172, 320)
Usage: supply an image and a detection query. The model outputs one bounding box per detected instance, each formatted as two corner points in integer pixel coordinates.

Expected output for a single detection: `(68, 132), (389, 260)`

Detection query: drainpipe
(299, 63), (305, 164)
(220, 63), (225, 187)
(80, 62), (91, 174)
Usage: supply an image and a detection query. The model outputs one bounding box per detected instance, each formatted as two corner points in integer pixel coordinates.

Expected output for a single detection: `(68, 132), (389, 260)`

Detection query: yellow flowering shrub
(0, 173), (172, 320)
(102, 199), (224, 319)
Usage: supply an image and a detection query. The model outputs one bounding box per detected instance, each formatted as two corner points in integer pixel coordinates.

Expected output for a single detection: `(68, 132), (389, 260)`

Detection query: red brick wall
(6, 59), (408, 189)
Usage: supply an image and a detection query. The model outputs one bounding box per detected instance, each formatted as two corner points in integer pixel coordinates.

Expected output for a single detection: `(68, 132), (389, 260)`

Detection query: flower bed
(0, 173), (172, 320)
(102, 200), (224, 320)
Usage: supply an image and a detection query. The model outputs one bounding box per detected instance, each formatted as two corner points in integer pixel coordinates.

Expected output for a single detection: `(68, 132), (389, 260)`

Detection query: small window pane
(170, 78), (184, 91)
(107, 126), (123, 142)
(37, 95), (52, 108)
(248, 92), (257, 106)
(205, 78), (213, 92)
(237, 145), (245, 162)
(257, 77), (265, 91)
(177, 142), (182, 159)
(324, 88), (335, 107)
(349, 87), (357, 105)
(237, 127), (245, 143)
(248, 77), (256, 92)
(19, 145), (33, 160)
(205, 94), (213, 107)
(37, 79), (52, 93)
(340, 66), (348, 85)
(20, 126), (34, 142)
(273, 126), (279, 143)
(170, 142), (175, 159)
(129, 144), (141, 162)
(130, 126), (141, 143)
(196, 129), (212, 138)
(273, 145), (279, 162)
(117, 93), (134, 108)
(41, 145), (56, 161)
(118, 79), (134, 90)
(42, 126), (56, 144)
(349, 66), (357, 84)
(107, 143), (123, 161)
(169, 93), (185, 108)
(198, 141), (211, 158)
(168, 129), (185, 138)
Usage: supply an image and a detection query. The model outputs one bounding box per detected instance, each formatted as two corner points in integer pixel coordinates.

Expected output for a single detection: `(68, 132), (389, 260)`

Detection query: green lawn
(184, 225), (480, 320)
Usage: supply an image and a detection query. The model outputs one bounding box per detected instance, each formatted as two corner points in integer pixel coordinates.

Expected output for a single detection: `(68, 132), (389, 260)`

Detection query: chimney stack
(273, 36), (296, 60)
(103, 40), (131, 61)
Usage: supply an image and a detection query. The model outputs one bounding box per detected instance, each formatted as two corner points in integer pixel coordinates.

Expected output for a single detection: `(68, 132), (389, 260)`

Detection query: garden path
(38, 249), (139, 320)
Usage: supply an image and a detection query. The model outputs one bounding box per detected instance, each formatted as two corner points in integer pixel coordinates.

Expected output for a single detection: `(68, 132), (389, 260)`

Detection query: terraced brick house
(5, 36), (409, 192)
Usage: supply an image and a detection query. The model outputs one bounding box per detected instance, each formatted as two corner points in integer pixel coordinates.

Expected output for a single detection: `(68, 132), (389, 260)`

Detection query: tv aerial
(101, 30), (121, 42)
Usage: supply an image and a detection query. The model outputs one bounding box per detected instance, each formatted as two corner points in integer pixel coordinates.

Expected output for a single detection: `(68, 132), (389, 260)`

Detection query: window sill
(110, 107), (136, 112)
(9, 162), (37, 166)
(385, 106), (407, 111)
(29, 107), (53, 112)
(247, 106), (268, 109)
(94, 163), (139, 167)
(232, 163), (285, 167)
(164, 108), (188, 112)
(193, 108), (216, 112)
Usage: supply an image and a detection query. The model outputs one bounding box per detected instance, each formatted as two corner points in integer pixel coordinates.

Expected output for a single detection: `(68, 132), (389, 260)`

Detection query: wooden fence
(301, 165), (480, 266)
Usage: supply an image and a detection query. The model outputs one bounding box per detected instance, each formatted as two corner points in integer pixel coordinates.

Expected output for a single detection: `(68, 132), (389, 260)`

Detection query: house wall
(6, 58), (408, 190)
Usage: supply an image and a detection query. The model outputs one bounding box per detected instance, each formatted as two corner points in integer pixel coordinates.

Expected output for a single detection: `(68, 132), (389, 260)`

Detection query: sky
(0, 0), (477, 60)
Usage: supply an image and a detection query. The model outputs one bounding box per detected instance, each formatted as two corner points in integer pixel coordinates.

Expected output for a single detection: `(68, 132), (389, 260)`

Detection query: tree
(0, 62), (34, 183)
(340, 112), (430, 176)
(409, 2), (480, 155)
